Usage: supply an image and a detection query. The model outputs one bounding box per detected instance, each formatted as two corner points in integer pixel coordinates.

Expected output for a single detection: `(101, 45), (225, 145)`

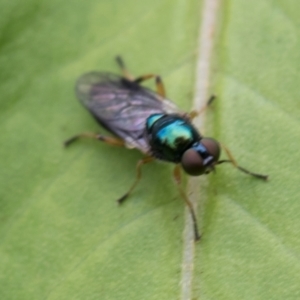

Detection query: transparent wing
(76, 72), (181, 153)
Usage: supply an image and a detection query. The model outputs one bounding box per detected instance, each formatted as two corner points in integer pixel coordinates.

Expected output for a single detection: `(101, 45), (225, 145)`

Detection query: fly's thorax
(145, 114), (201, 162)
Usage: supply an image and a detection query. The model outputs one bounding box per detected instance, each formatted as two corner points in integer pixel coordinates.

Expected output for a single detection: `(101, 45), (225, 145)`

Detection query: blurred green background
(0, 0), (300, 299)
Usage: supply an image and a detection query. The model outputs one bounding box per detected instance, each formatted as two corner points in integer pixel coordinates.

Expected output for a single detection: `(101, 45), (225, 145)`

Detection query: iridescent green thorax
(146, 114), (201, 162)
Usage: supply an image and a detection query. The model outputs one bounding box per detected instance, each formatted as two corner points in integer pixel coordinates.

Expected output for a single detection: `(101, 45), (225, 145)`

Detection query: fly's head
(146, 114), (220, 174)
(181, 138), (220, 176)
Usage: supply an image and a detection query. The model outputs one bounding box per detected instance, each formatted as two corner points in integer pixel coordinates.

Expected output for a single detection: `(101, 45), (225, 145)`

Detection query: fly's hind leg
(117, 156), (154, 204)
(115, 56), (166, 98)
(115, 56), (135, 81)
(64, 132), (125, 147)
(64, 133), (154, 205)
(134, 74), (166, 98)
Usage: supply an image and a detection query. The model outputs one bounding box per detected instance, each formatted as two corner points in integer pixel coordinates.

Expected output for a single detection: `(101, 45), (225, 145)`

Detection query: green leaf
(0, 0), (200, 299)
(1, 0), (299, 299)
(196, 1), (300, 299)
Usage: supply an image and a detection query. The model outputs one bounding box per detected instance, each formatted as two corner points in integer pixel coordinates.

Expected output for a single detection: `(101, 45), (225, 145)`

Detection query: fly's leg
(189, 95), (215, 120)
(216, 144), (268, 180)
(134, 74), (166, 98)
(173, 165), (201, 241)
(115, 56), (135, 81)
(117, 156), (154, 204)
(64, 132), (125, 147)
(115, 56), (166, 97)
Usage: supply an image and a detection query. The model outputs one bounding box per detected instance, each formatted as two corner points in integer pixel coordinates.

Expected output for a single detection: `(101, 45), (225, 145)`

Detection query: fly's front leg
(117, 156), (154, 204)
(189, 95), (215, 120)
(173, 165), (200, 241)
(216, 144), (268, 180)
(64, 132), (125, 147)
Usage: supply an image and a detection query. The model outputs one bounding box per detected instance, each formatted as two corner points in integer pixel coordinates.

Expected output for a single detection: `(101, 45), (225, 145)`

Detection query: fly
(65, 56), (268, 241)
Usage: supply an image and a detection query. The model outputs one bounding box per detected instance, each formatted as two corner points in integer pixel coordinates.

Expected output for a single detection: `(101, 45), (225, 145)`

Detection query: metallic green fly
(65, 57), (268, 241)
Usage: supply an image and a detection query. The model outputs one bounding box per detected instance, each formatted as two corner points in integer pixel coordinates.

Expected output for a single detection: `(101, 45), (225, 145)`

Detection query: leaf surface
(0, 0), (200, 299)
(196, 1), (300, 299)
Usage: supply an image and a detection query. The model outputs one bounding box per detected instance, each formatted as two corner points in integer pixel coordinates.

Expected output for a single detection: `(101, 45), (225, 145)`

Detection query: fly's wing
(76, 72), (181, 153)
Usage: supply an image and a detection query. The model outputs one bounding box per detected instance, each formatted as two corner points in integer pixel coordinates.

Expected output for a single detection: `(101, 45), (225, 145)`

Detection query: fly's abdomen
(146, 114), (202, 162)
(75, 72), (180, 153)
